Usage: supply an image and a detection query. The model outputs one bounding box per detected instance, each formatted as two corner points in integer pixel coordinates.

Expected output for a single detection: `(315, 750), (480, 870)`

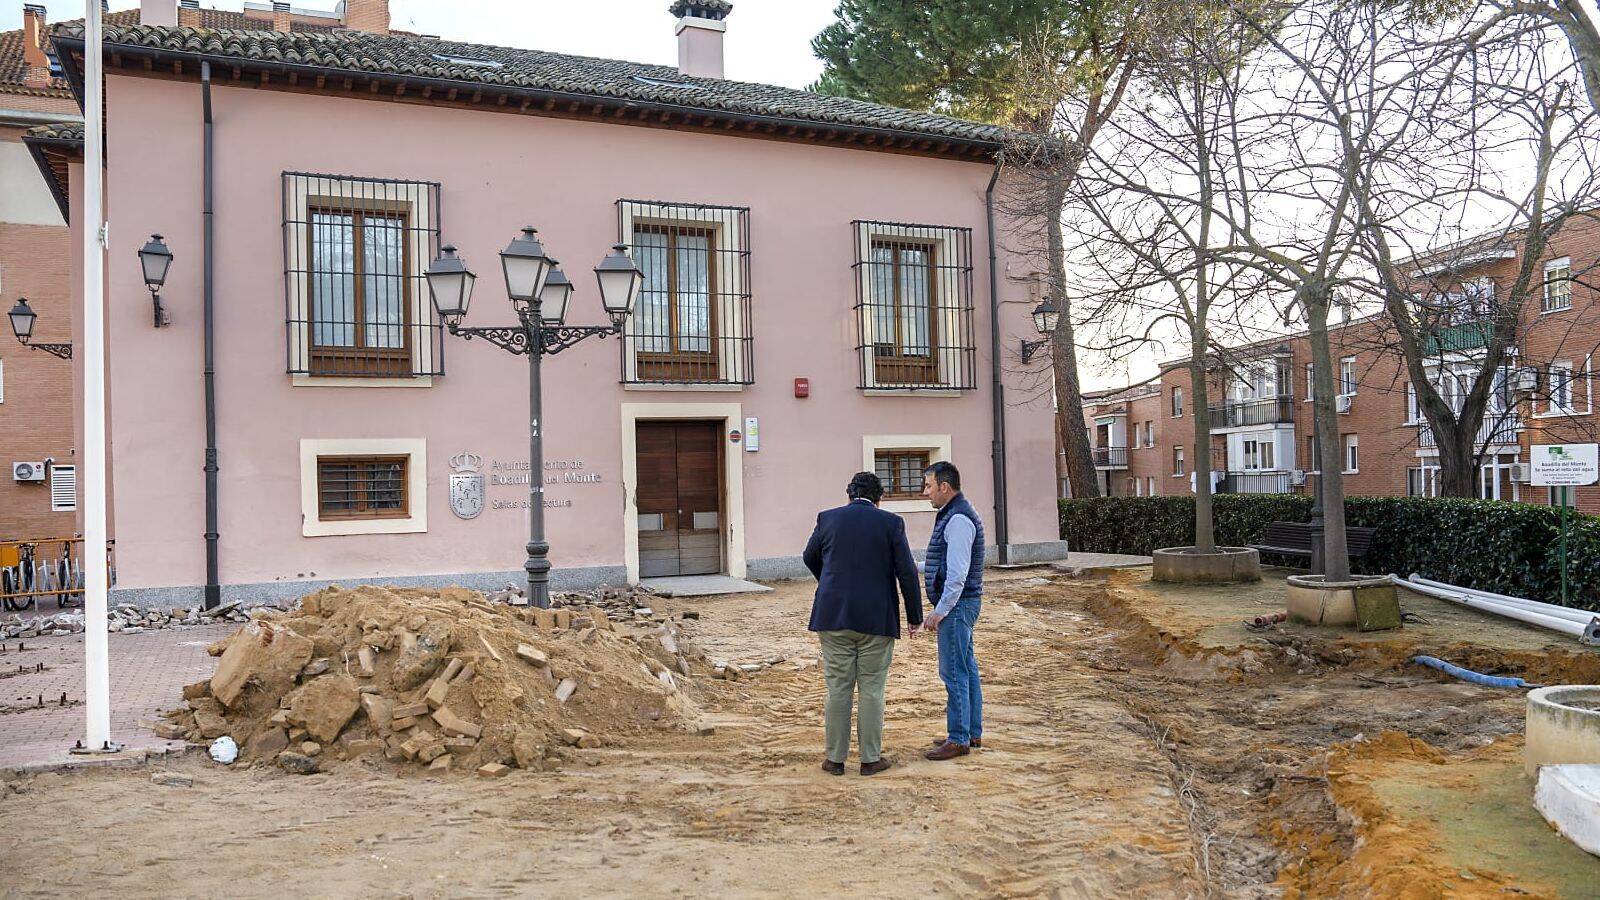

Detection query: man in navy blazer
(804, 471), (924, 776)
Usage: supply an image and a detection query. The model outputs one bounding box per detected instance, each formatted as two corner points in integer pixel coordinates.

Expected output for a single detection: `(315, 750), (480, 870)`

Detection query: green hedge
(1059, 494), (1599, 611)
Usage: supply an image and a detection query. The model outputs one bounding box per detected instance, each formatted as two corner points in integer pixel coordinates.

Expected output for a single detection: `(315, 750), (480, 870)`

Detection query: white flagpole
(81, 0), (112, 752)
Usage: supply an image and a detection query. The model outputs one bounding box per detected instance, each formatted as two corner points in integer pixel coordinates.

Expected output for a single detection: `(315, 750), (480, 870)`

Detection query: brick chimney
(338, 0), (389, 35)
(20, 3), (48, 87)
(140, 0), (177, 26)
(271, 1), (291, 32)
(670, 0), (731, 80)
(177, 0), (199, 27)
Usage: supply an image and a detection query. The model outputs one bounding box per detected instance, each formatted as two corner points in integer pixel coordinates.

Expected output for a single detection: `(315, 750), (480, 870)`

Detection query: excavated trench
(1015, 573), (1544, 896)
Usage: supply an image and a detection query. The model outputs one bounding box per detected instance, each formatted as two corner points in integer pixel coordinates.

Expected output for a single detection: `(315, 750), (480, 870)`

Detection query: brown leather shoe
(821, 759), (845, 776)
(930, 737), (982, 749)
(924, 741), (970, 761)
(860, 758), (893, 776)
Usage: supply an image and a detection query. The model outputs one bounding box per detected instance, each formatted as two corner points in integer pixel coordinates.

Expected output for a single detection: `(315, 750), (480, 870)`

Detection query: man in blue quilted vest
(918, 461), (985, 761)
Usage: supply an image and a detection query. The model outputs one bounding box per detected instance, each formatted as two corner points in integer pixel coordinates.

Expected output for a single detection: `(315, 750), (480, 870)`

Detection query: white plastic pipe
(1393, 576), (1591, 640)
(1408, 575), (1598, 625)
(81, 0), (111, 751)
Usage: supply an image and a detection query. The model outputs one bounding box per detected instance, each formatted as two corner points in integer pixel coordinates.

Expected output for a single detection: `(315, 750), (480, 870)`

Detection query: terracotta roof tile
(0, 9), (138, 95)
(53, 22), (1010, 148)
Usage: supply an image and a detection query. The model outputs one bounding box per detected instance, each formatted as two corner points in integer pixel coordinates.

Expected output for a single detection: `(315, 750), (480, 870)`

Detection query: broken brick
(424, 677), (451, 710)
(431, 707), (483, 740)
(477, 763), (510, 778)
(554, 678), (577, 703)
(515, 644), (549, 667)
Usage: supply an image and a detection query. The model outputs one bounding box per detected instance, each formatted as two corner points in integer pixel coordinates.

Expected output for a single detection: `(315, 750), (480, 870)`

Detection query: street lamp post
(426, 230), (642, 609)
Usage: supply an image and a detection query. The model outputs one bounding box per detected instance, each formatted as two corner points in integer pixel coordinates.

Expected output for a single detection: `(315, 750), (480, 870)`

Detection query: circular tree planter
(1151, 547), (1262, 584)
(1526, 685), (1600, 775)
(1285, 574), (1396, 626)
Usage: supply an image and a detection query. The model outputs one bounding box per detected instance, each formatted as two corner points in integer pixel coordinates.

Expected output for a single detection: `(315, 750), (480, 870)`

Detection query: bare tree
(1068, 0), (1270, 551)
(999, 15), (1148, 499)
(1279, 0), (1600, 498)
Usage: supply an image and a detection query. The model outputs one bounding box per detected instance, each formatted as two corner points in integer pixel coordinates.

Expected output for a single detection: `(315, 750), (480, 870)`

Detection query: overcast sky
(0, 1), (839, 88)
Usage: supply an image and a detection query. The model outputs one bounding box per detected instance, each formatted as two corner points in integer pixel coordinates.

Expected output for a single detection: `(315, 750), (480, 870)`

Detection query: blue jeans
(936, 598), (983, 745)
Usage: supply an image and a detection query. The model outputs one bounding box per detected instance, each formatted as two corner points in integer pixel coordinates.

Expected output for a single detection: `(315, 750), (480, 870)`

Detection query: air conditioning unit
(1511, 463), (1532, 483)
(1515, 368), (1539, 392)
(1336, 394), (1353, 414)
(12, 461), (47, 482)
(1289, 469), (1308, 486)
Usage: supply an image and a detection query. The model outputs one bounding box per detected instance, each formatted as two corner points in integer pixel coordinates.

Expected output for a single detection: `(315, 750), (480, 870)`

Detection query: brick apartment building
(1067, 215), (1600, 514)
(0, 0), (391, 542)
(1, 2), (80, 540)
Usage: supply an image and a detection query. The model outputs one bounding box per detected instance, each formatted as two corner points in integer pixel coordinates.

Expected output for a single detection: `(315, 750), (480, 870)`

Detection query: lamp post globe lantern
(538, 264), (574, 327)
(501, 226), (552, 307)
(594, 243), (643, 325)
(1032, 298), (1060, 336)
(137, 234), (173, 290)
(425, 245), (477, 325)
(8, 297), (37, 343)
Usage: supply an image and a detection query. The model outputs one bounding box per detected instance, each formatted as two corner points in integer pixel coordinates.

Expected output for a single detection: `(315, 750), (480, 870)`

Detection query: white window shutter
(0, 357), (5, 403)
(50, 465), (77, 512)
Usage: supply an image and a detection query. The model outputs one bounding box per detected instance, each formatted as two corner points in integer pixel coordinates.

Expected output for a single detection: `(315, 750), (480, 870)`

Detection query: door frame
(621, 402), (744, 584)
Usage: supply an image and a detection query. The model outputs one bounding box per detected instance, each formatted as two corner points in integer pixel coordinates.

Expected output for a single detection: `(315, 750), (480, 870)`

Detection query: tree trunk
(1306, 296), (1352, 581)
(1433, 420), (1479, 498)
(1555, 0), (1600, 115)
(1047, 179), (1100, 499)
(1190, 355), (1215, 553)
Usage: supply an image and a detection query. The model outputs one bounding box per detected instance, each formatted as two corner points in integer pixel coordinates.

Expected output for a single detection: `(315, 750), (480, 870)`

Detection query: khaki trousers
(818, 629), (895, 764)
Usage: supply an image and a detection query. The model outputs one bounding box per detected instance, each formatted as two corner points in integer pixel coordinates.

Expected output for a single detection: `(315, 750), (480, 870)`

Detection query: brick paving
(1053, 552), (1153, 569)
(0, 624), (231, 768)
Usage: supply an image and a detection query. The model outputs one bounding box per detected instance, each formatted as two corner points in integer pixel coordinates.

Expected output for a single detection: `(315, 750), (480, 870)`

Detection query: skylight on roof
(631, 74), (703, 90)
(430, 54), (503, 69)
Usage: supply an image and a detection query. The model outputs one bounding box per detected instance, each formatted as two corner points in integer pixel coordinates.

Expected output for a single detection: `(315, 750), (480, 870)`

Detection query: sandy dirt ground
(2, 569), (1596, 898)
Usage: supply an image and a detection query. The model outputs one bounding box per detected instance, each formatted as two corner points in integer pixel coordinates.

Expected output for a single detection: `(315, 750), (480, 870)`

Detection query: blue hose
(1411, 655), (1533, 689)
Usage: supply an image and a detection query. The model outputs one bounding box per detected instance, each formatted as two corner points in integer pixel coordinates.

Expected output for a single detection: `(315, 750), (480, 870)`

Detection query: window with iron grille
(875, 449), (931, 499)
(616, 200), (752, 385)
(283, 173), (444, 378)
(853, 221), (974, 390)
(316, 455), (409, 520)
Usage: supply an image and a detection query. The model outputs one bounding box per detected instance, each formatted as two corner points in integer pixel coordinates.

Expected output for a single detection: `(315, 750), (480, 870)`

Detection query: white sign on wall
(1530, 444), (1600, 487)
(744, 416), (760, 452)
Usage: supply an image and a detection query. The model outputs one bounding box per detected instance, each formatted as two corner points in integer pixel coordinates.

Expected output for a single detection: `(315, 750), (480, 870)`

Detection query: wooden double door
(636, 421), (723, 578)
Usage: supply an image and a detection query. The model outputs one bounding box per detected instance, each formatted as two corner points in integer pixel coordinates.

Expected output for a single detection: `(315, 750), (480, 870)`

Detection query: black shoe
(821, 759), (845, 776)
(930, 736), (982, 749)
(860, 758), (893, 776)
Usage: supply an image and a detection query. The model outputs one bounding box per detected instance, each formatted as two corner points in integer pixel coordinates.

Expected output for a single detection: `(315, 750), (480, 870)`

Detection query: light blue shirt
(933, 513), (975, 617)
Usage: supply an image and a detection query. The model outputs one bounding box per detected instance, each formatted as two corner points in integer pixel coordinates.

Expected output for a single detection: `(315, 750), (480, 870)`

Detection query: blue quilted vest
(925, 492), (985, 605)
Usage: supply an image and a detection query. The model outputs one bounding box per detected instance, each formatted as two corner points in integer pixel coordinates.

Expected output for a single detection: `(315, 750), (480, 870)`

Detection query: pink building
(28, 1), (1063, 607)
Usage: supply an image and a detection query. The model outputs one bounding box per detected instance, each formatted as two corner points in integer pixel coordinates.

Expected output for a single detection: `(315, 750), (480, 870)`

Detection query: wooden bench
(1248, 521), (1376, 562)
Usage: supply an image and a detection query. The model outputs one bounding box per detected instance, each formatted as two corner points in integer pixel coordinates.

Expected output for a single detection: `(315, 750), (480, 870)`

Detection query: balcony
(1092, 446), (1129, 469)
(1209, 396), (1295, 429)
(1217, 470), (1294, 494)
(1418, 415), (1519, 450)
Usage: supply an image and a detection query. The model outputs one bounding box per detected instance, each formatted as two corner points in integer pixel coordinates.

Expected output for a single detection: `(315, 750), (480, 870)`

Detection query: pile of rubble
(1, 601), (255, 640)
(162, 583), (708, 776)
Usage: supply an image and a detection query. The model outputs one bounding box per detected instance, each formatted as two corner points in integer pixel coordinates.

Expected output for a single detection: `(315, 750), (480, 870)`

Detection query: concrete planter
(1151, 547), (1261, 584)
(1526, 685), (1600, 775)
(1285, 574), (1396, 627)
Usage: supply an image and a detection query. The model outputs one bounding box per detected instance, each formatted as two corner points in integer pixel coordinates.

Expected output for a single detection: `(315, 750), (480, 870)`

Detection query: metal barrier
(0, 537), (116, 612)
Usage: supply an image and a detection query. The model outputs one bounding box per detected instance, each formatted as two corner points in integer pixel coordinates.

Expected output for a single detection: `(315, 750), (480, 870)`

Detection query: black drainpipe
(202, 61), (220, 609)
(985, 158), (1010, 565)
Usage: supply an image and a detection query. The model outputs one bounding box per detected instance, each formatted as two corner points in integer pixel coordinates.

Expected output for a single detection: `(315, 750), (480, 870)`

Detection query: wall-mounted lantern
(137, 234), (174, 327)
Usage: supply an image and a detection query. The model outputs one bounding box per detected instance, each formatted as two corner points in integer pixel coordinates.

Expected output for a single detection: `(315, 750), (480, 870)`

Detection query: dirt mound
(1274, 733), (1539, 899)
(162, 584), (707, 774)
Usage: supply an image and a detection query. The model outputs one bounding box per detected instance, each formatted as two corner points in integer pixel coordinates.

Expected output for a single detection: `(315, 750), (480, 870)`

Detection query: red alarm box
(794, 377), (810, 398)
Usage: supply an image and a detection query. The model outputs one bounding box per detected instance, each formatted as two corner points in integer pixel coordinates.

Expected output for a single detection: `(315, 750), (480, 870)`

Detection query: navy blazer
(804, 499), (924, 638)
